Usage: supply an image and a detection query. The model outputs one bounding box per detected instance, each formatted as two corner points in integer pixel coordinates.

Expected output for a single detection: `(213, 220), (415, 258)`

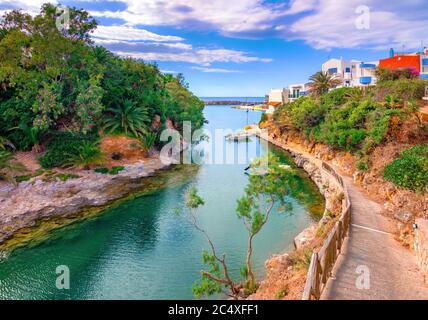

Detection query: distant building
(379, 48), (428, 80)
(266, 88), (289, 110)
(322, 58), (378, 88)
(288, 83), (309, 101)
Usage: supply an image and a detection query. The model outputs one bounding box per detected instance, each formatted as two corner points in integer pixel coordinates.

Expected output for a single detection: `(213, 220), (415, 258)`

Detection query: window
(345, 67), (351, 73)
(328, 68), (338, 74)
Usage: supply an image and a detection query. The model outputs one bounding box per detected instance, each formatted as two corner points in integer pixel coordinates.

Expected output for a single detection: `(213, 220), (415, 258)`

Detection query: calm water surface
(0, 105), (324, 299)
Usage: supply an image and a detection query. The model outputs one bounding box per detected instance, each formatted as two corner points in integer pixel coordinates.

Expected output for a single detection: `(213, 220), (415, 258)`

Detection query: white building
(322, 58), (378, 88)
(288, 83), (309, 101)
(268, 88), (289, 104)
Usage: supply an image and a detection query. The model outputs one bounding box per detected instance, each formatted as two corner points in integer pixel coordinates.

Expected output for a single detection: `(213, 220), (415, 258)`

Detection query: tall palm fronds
(307, 71), (342, 97)
(103, 99), (150, 137)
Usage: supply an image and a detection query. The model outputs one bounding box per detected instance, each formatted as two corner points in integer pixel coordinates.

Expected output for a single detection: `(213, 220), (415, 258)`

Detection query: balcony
(360, 63), (376, 69)
(359, 76), (372, 85)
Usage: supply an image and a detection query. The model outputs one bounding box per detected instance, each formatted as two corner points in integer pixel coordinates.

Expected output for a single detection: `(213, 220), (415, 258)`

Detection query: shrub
(288, 97), (327, 135)
(259, 112), (268, 125)
(15, 175), (32, 183)
(94, 167), (109, 174)
(109, 166), (125, 175)
(384, 145), (428, 192)
(64, 141), (104, 169)
(39, 132), (99, 169)
(94, 166), (125, 175)
(375, 79), (427, 102)
(140, 132), (158, 154)
(356, 160), (369, 171)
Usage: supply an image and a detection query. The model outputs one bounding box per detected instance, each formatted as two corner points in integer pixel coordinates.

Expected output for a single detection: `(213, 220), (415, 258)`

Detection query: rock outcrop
(0, 158), (171, 244)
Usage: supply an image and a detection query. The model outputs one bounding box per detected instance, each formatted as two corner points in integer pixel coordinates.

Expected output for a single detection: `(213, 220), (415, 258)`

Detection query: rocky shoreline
(0, 156), (173, 246)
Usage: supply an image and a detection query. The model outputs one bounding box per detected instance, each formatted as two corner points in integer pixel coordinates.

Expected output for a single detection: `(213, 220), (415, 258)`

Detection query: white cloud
(88, 0), (286, 37)
(0, 0), (57, 11)
(3, 0), (427, 52)
(113, 48), (271, 66)
(92, 25), (184, 42)
(191, 66), (241, 73)
(87, 0), (428, 51)
(287, 0), (428, 50)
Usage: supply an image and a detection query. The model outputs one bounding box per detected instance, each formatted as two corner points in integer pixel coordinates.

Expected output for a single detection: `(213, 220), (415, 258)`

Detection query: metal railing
(302, 162), (352, 300)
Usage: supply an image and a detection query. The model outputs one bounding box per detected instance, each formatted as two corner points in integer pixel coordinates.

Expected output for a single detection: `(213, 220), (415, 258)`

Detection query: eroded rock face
(0, 159), (171, 244)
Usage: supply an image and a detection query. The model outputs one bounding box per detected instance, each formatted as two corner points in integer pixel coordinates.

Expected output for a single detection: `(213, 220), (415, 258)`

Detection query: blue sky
(1, 0), (428, 96)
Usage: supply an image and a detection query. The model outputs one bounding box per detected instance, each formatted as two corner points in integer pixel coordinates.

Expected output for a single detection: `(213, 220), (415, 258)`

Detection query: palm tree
(103, 99), (150, 137)
(307, 71), (342, 97)
(0, 151), (26, 184)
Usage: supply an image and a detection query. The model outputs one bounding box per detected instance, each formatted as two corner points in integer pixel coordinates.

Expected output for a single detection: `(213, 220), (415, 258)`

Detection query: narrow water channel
(0, 105), (324, 299)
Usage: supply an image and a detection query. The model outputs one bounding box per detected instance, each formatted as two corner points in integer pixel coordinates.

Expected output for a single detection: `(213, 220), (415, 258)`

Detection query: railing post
(302, 252), (319, 300)
(337, 220), (343, 252)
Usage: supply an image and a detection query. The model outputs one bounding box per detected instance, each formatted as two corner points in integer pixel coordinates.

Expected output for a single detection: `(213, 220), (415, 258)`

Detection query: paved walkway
(321, 176), (428, 300)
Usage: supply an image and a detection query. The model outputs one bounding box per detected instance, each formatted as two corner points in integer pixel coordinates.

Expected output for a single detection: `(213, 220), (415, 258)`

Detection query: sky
(1, 0), (428, 97)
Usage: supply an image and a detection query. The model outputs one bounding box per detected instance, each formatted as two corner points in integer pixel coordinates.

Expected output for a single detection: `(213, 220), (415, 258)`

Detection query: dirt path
(321, 176), (428, 299)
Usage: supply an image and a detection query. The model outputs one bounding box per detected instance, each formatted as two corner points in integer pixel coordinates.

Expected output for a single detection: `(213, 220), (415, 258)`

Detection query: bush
(39, 132), (99, 169)
(64, 141), (104, 169)
(288, 97), (327, 135)
(259, 112), (268, 125)
(356, 160), (369, 171)
(94, 166), (125, 175)
(94, 167), (109, 174)
(109, 166), (125, 175)
(384, 145), (428, 192)
(375, 79), (427, 102)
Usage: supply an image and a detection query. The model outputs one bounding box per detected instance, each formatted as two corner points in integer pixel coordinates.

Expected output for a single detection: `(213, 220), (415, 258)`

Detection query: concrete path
(321, 176), (428, 300)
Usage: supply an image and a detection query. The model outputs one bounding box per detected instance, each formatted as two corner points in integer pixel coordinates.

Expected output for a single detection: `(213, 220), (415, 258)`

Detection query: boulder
(294, 224), (317, 250)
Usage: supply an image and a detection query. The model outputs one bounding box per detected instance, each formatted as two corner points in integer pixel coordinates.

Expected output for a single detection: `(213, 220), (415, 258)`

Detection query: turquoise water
(0, 105), (324, 299)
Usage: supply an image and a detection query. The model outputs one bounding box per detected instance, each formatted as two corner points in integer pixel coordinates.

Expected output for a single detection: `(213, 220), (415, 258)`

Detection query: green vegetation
(274, 81), (427, 152)
(94, 166), (125, 175)
(259, 112), (268, 125)
(0, 4), (204, 170)
(140, 132), (158, 154)
(14, 169), (45, 183)
(274, 76), (428, 192)
(376, 68), (419, 82)
(64, 141), (104, 169)
(307, 71), (342, 97)
(56, 173), (80, 182)
(109, 166), (125, 175)
(182, 156), (294, 299)
(103, 99), (150, 137)
(384, 145), (428, 192)
(38, 132), (99, 168)
(94, 167), (109, 174)
(0, 151), (26, 183)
